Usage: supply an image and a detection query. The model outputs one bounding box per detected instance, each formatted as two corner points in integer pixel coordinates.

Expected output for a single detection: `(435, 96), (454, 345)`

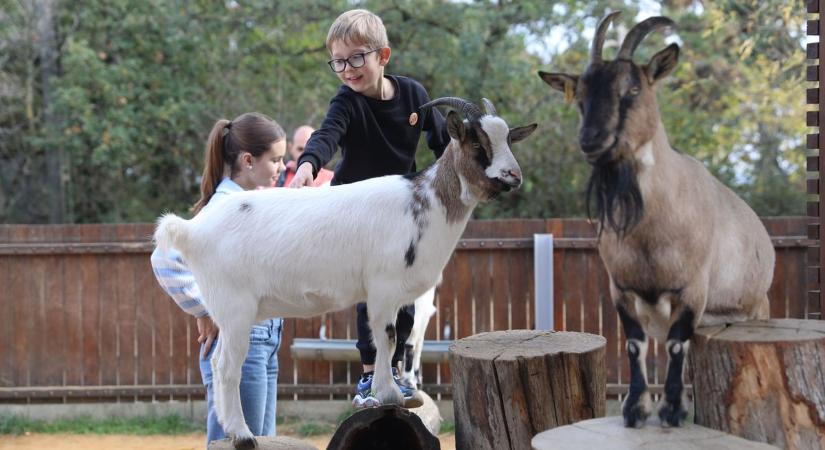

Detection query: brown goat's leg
(658, 307), (695, 427)
(617, 304), (652, 428)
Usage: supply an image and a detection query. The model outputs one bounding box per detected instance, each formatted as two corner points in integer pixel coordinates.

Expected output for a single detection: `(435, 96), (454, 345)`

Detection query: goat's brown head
(538, 12), (679, 165)
(419, 97), (537, 202)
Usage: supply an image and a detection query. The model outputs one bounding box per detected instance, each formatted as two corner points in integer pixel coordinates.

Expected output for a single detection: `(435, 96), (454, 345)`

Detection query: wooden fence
(0, 218), (816, 403)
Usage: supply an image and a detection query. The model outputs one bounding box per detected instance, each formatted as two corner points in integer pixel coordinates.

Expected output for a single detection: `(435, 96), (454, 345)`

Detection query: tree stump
(449, 330), (606, 450)
(689, 319), (825, 450)
(208, 436), (318, 450)
(531, 416), (777, 449)
(327, 404), (441, 450)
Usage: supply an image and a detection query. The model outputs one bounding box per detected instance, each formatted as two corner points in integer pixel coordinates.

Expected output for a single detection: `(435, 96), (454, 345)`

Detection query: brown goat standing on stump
(538, 12), (775, 428)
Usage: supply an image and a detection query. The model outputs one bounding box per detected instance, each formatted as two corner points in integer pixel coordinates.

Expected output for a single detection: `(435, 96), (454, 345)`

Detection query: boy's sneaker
(352, 372), (379, 408)
(392, 368), (416, 399)
(352, 369), (419, 408)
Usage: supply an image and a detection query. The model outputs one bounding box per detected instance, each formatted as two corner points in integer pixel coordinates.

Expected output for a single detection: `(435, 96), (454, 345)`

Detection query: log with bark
(689, 319), (825, 450)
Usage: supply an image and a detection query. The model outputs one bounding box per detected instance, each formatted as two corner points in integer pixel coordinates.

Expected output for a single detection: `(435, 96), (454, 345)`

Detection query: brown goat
(538, 12), (774, 428)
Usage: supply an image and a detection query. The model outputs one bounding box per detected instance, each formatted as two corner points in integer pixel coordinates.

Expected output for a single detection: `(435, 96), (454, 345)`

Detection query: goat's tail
(154, 213), (192, 253)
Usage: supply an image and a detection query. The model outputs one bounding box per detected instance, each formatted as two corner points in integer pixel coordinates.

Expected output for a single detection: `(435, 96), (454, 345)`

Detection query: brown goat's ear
(446, 110), (465, 141)
(646, 43), (680, 84)
(538, 72), (579, 103)
(509, 123), (538, 144)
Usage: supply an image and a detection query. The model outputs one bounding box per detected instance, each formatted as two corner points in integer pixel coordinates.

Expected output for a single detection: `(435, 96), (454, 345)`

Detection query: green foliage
(296, 420), (335, 437)
(0, 0), (807, 222)
(0, 414), (204, 435)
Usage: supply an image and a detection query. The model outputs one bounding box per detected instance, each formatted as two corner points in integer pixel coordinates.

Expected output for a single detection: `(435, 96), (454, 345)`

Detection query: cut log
(449, 330), (606, 450)
(327, 404), (441, 450)
(531, 416), (777, 449)
(208, 435), (318, 450)
(407, 390), (443, 436)
(689, 319), (825, 450)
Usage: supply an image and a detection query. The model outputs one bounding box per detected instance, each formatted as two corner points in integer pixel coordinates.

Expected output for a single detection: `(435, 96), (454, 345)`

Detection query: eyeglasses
(327, 49), (380, 73)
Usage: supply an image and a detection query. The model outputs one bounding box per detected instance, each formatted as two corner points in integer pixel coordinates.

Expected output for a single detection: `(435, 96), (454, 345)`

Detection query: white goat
(154, 97), (536, 449)
(540, 13), (774, 428)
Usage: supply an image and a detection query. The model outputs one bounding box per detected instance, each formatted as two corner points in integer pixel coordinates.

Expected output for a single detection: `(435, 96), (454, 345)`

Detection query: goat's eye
(629, 86), (641, 96)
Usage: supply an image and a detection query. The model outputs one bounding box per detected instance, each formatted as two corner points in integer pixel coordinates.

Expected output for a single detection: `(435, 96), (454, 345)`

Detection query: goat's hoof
(657, 401), (687, 427)
(622, 400), (650, 428)
(232, 436), (257, 450)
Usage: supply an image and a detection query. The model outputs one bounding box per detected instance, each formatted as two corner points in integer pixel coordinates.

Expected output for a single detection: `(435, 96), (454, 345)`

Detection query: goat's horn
(481, 98), (497, 116)
(591, 11), (621, 64)
(419, 97), (483, 122)
(617, 16), (674, 61)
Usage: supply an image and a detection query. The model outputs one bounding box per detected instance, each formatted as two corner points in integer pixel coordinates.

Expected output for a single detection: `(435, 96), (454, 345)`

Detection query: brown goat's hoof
(658, 401), (687, 427)
(232, 436), (257, 450)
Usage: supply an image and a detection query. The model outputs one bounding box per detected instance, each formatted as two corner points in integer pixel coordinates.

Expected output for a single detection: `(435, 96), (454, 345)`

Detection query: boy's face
(329, 39), (390, 98)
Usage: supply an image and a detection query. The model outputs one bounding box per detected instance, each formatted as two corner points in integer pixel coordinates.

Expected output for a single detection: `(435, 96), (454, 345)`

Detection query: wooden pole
(690, 319), (825, 450)
(449, 330), (606, 450)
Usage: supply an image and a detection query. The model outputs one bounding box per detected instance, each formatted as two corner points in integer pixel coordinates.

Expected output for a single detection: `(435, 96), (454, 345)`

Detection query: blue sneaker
(392, 367), (416, 399)
(352, 372), (379, 408)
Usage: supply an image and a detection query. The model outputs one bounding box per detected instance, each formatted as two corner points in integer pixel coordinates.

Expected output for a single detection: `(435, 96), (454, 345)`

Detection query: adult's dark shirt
(298, 75), (450, 185)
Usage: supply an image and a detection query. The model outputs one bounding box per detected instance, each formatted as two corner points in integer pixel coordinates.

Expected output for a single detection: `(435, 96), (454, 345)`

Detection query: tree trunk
(35, 0), (65, 223)
(449, 330), (606, 450)
(689, 319), (825, 450)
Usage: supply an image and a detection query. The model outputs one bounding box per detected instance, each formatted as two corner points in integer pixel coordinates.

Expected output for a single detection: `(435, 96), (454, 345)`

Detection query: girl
(151, 112), (286, 444)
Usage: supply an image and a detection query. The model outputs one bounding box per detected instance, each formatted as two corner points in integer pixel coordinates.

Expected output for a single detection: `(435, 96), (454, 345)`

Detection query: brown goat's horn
(591, 11), (621, 64)
(481, 98), (497, 116)
(419, 97), (483, 122)
(617, 16), (674, 61)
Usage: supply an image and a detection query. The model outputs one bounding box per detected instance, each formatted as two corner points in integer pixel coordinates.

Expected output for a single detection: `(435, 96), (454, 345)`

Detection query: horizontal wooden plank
(809, 88), (820, 104)
(0, 242), (153, 255)
(809, 133), (820, 150)
(809, 42), (819, 60)
(809, 65), (820, 82)
(809, 0), (819, 13)
(809, 156), (820, 171)
(809, 20), (820, 36)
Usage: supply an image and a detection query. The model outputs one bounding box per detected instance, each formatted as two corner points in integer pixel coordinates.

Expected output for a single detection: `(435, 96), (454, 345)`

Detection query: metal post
(534, 234), (554, 330)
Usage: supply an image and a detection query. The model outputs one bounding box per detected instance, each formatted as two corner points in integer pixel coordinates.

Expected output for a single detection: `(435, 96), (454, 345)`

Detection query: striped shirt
(150, 178), (243, 318)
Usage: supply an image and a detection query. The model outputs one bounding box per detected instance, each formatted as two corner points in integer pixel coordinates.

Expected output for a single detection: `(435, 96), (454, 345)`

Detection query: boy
(289, 9), (450, 408)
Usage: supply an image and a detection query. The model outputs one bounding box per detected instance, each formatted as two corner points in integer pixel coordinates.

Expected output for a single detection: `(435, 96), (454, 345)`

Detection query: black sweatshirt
(298, 75), (450, 185)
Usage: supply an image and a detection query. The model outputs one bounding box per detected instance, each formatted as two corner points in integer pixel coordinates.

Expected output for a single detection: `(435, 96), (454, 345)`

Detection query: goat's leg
(658, 307), (694, 427)
(367, 301), (404, 406)
(617, 303), (652, 428)
(212, 309), (257, 449)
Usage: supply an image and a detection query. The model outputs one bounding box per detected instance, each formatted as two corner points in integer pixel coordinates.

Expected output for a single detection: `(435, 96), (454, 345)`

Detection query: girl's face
(329, 40), (389, 99)
(237, 140), (286, 190)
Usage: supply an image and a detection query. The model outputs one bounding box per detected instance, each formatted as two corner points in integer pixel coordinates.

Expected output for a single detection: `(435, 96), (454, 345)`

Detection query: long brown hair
(192, 112), (285, 214)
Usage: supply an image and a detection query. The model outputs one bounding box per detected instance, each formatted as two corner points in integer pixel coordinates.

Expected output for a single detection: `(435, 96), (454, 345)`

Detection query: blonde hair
(326, 9), (389, 51)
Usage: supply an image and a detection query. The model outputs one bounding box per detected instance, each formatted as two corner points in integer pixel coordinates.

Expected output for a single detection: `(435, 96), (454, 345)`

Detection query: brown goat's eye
(629, 86), (641, 96)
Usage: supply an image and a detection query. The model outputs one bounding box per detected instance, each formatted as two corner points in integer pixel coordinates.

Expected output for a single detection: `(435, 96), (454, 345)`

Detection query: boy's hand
(289, 162), (315, 188)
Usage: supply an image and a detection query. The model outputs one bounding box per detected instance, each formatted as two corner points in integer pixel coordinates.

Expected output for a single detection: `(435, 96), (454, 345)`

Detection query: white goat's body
(402, 286), (437, 388)
(164, 175), (465, 320)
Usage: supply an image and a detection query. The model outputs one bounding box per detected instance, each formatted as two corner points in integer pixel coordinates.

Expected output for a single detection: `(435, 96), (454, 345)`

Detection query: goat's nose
(579, 127), (606, 151)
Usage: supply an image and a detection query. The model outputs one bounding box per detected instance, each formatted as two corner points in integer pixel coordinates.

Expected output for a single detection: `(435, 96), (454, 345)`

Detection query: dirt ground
(0, 431), (457, 450)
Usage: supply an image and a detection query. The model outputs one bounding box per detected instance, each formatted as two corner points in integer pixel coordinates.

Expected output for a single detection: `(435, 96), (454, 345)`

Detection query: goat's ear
(446, 110), (465, 141)
(509, 123), (538, 144)
(645, 43), (679, 84)
(538, 71), (578, 94)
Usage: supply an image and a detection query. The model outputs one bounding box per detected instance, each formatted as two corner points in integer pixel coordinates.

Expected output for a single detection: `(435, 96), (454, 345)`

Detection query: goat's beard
(586, 157), (644, 237)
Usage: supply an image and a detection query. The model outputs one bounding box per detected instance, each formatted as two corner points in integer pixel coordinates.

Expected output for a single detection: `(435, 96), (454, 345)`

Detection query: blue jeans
(200, 318), (283, 444)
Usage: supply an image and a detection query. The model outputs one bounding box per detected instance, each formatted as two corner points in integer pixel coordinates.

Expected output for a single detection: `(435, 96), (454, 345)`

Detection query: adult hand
(288, 162), (315, 188)
(196, 315), (220, 359)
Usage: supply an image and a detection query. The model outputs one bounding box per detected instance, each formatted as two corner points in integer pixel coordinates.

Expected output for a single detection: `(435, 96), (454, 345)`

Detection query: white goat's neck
(429, 144), (477, 224)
